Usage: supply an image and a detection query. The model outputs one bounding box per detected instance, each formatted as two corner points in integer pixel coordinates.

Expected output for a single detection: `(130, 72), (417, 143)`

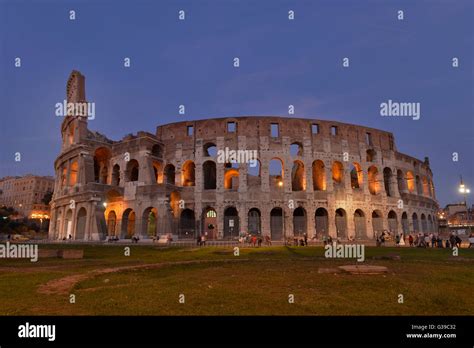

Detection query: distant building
(438, 202), (473, 236)
(0, 174), (54, 219)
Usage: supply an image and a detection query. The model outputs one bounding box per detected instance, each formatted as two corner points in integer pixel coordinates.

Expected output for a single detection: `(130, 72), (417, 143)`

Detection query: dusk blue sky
(1, 0), (472, 206)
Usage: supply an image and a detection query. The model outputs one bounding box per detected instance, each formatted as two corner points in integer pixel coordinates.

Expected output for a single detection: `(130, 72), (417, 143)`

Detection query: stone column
(240, 205), (247, 237)
(307, 208), (315, 239)
(328, 202), (337, 239)
(262, 206), (271, 237)
(217, 205), (224, 239)
(325, 160), (334, 193)
(216, 137), (225, 193)
(303, 138), (313, 193)
(238, 136), (248, 193)
(284, 206), (293, 239)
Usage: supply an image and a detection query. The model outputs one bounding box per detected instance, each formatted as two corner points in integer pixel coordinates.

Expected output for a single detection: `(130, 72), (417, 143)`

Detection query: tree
(42, 191), (53, 205)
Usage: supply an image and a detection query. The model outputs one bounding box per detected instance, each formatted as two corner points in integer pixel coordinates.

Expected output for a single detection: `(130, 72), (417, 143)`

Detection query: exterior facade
(48, 71), (439, 241)
(0, 175), (54, 219)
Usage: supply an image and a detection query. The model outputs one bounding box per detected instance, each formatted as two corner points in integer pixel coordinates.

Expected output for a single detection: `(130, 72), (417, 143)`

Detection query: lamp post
(459, 176), (471, 235)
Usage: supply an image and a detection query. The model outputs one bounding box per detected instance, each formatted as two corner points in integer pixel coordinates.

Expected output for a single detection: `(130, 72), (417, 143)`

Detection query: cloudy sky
(0, 0), (472, 206)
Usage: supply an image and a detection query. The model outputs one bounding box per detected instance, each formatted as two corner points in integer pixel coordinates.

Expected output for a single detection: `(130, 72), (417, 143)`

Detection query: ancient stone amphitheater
(48, 71), (439, 241)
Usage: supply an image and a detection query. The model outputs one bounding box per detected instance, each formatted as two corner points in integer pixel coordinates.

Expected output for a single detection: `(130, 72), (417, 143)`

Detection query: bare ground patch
(37, 258), (252, 295)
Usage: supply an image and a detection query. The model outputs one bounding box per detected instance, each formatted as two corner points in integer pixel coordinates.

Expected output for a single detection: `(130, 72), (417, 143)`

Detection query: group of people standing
(196, 234), (207, 246)
(405, 232), (462, 248)
(238, 233), (273, 247)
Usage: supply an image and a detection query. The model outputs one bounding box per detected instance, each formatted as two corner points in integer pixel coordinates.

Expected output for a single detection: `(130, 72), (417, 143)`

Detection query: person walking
(455, 235), (462, 248)
(450, 234), (457, 249)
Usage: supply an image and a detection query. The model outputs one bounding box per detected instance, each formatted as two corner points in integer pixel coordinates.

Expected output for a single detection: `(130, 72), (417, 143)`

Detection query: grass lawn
(0, 244), (472, 315)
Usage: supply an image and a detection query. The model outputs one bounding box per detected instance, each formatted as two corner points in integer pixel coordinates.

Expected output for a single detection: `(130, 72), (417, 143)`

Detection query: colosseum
(48, 71), (439, 242)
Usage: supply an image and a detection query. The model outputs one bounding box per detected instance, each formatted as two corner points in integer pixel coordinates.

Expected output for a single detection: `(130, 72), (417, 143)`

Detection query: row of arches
(105, 205), (437, 241)
(55, 207), (87, 240)
(70, 146), (434, 199)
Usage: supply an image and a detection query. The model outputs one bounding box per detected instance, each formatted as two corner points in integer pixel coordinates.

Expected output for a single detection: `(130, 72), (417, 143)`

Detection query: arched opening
(100, 165), (108, 184)
(406, 171), (415, 193)
(224, 163), (239, 190)
(383, 167), (393, 197)
(350, 163), (363, 189)
(291, 160), (305, 191)
(293, 207), (307, 237)
(179, 209), (195, 239)
(151, 144), (163, 158)
(142, 207), (157, 237)
(247, 159), (261, 187)
(401, 212), (409, 234)
(69, 160), (78, 186)
(126, 160), (139, 182)
(224, 207), (239, 239)
(64, 209), (73, 239)
(332, 161), (344, 186)
(203, 161), (216, 189)
(421, 213), (427, 232)
(54, 210), (62, 239)
(312, 160), (326, 191)
(152, 161), (163, 184)
(122, 208), (136, 238)
(164, 164), (176, 185)
(416, 175), (423, 195)
(182, 161), (195, 186)
(290, 142), (303, 157)
(368, 166), (379, 195)
(94, 147), (112, 184)
(315, 208), (329, 237)
(203, 143), (217, 157)
(76, 207), (87, 240)
(354, 209), (366, 239)
(202, 207), (217, 239)
(67, 125), (75, 145)
(372, 210), (383, 236)
(107, 210), (117, 236)
(169, 191), (181, 218)
(397, 169), (405, 194)
(412, 213), (419, 233)
(388, 210), (398, 234)
(366, 149), (376, 162)
(270, 207), (283, 241)
(428, 215), (433, 232)
(61, 166), (67, 187)
(269, 158), (284, 189)
(422, 176), (429, 196)
(335, 208), (347, 238)
(248, 208), (261, 235)
(112, 164), (121, 186)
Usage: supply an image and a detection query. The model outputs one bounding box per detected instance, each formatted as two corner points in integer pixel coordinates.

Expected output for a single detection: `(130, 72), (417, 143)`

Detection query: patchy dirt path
(37, 258), (251, 295)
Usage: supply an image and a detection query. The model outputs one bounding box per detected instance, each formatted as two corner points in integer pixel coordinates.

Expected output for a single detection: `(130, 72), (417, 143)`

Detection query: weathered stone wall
(48, 72), (438, 242)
